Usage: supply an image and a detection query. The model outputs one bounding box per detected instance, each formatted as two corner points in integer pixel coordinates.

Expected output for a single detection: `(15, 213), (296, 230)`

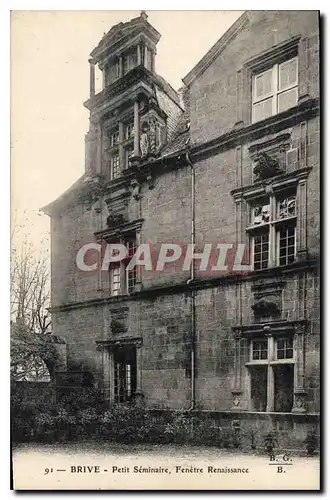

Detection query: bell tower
(83, 11), (175, 181)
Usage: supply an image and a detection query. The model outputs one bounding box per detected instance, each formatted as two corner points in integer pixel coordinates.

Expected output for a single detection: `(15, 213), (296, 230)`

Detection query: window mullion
(266, 335), (275, 412)
(272, 64), (278, 115)
(268, 195), (276, 267)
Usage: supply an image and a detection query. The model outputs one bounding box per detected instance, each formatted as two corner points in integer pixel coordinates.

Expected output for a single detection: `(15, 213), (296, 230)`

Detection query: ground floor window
(247, 335), (294, 412)
(113, 345), (137, 403)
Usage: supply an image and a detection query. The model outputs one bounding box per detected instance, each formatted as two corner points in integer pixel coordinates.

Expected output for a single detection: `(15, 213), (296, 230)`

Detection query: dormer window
(110, 130), (119, 147)
(123, 48), (138, 75)
(252, 56), (298, 123)
(125, 122), (134, 139)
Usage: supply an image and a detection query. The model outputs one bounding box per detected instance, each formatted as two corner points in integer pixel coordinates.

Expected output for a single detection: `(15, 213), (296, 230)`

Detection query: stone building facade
(43, 11), (320, 443)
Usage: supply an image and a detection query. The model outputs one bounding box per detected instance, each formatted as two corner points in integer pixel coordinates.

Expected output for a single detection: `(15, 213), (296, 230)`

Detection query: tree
(11, 235), (57, 381)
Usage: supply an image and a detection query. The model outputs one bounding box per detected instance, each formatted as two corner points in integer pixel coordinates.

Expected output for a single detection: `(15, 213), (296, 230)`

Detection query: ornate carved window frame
(231, 166), (311, 270)
(231, 320), (308, 413)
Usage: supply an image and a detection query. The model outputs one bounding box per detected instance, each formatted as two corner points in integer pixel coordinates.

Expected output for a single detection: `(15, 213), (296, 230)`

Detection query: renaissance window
(110, 129), (120, 147)
(247, 336), (294, 412)
(110, 265), (121, 296)
(125, 122), (134, 140)
(114, 345), (137, 403)
(125, 145), (134, 169)
(247, 189), (297, 270)
(252, 56), (298, 123)
(108, 236), (137, 296)
(123, 48), (138, 75)
(110, 154), (120, 180)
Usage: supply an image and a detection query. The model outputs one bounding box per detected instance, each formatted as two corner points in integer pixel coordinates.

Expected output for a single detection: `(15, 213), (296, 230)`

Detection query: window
(248, 189), (297, 270)
(125, 122), (134, 140)
(247, 335), (294, 412)
(125, 146), (134, 169)
(252, 57), (298, 123)
(110, 154), (120, 179)
(251, 339), (268, 360)
(123, 49), (138, 75)
(276, 337), (293, 360)
(110, 129), (119, 147)
(108, 237), (137, 295)
(110, 265), (121, 296)
(125, 237), (137, 293)
(114, 345), (137, 402)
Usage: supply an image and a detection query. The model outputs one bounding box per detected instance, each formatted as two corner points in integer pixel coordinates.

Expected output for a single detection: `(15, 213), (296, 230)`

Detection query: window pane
(278, 87), (298, 113)
(253, 98), (273, 122)
(276, 337), (294, 360)
(252, 339), (268, 360)
(278, 225), (296, 266)
(279, 58), (298, 90)
(274, 364), (294, 412)
(125, 122), (134, 139)
(250, 366), (267, 412)
(253, 232), (269, 270)
(111, 154), (120, 179)
(254, 69), (273, 99)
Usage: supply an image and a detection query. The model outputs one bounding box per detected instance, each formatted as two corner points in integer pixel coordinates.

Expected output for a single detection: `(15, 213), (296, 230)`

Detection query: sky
(11, 10), (243, 248)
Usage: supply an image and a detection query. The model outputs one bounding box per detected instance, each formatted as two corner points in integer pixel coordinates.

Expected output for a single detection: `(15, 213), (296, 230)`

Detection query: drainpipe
(186, 151), (196, 411)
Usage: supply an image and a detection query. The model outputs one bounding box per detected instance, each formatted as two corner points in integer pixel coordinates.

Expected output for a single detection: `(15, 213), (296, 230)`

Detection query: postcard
(11, 9), (320, 491)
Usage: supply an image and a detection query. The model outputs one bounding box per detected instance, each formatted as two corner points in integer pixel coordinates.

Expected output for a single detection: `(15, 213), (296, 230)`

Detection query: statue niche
(139, 117), (162, 158)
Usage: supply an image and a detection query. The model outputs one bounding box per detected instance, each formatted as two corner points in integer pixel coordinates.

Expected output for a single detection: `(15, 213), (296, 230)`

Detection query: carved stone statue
(140, 122), (150, 157)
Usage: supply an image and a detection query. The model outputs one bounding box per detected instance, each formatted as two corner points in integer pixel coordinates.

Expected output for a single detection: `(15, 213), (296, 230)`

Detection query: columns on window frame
(268, 185), (277, 268)
(144, 45), (148, 69)
(119, 55), (124, 78)
(296, 165), (309, 260)
(133, 101), (140, 157)
(292, 323), (308, 413)
(137, 44), (142, 66)
(135, 340), (144, 400)
(95, 122), (102, 174)
(134, 230), (143, 292)
(118, 121), (125, 173)
(298, 37), (310, 104)
(89, 59), (95, 98)
(231, 330), (244, 411)
(265, 329), (275, 412)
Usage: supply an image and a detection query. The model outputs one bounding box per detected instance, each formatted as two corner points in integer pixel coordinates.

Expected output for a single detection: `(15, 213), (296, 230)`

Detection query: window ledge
(231, 167), (311, 201)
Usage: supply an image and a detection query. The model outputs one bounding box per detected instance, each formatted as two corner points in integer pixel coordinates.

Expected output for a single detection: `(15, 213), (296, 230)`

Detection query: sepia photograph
(10, 8), (320, 491)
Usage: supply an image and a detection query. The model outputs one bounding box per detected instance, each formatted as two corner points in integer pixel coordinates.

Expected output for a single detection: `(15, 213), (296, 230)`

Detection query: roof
(182, 12), (248, 86)
(90, 11), (161, 61)
(159, 86), (190, 158)
(40, 169), (95, 216)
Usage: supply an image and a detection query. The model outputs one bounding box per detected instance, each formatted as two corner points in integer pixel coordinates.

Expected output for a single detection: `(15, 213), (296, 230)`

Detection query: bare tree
(11, 232), (56, 381)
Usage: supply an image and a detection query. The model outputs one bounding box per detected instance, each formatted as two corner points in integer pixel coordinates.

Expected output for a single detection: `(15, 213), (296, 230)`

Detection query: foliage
(11, 233), (54, 382)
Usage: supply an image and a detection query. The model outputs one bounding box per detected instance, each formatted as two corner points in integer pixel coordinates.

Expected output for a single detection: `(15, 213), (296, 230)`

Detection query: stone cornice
(231, 166), (312, 201)
(189, 97), (319, 164)
(94, 218), (144, 241)
(49, 257), (318, 313)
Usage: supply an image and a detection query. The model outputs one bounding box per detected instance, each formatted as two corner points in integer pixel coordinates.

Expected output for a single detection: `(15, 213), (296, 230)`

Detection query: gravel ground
(12, 442), (320, 491)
